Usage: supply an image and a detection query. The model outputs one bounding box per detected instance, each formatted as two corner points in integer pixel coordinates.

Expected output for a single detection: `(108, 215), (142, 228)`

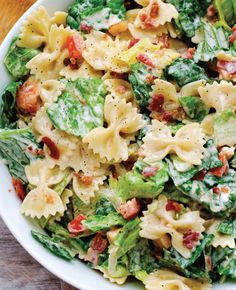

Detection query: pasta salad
(1, 0), (236, 289)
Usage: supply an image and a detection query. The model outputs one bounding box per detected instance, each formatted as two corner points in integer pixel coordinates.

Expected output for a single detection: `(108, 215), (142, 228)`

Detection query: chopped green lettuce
(167, 0), (211, 37)
(217, 219), (236, 236)
(0, 128), (42, 183)
(4, 37), (39, 79)
(202, 139), (223, 170)
(95, 197), (116, 215)
(0, 81), (22, 128)
(214, 0), (236, 29)
(214, 109), (236, 147)
(67, 0), (126, 30)
(164, 58), (209, 87)
(129, 62), (155, 108)
(194, 22), (234, 62)
(116, 159), (169, 201)
(47, 78), (107, 137)
(179, 95), (209, 122)
(218, 251), (236, 279)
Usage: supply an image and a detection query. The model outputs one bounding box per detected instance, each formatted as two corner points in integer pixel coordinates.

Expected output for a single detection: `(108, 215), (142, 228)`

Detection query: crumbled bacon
(193, 170), (207, 181)
(183, 230), (200, 249)
(182, 48), (196, 59)
(123, 156), (136, 171)
(148, 94), (164, 112)
(137, 53), (155, 68)
(217, 60), (236, 74)
(42, 136), (60, 160)
(157, 35), (169, 49)
(212, 186), (221, 195)
(207, 4), (216, 17)
(118, 198), (141, 220)
(166, 200), (182, 213)
(12, 179), (26, 201)
(128, 39), (140, 49)
(84, 248), (99, 266)
(150, 2), (159, 18)
(142, 166), (159, 177)
(91, 234), (108, 253)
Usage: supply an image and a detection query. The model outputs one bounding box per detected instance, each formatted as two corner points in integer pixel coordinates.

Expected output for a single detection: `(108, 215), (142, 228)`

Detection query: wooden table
(0, 1), (77, 289)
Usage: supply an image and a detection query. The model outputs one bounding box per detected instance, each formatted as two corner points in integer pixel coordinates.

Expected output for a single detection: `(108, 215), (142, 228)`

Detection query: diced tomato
(183, 230), (200, 249)
(66, 34), (85, 59)
(67, 214), (87, 234)
(91, 234), (108, 253)
(182, 48), (196, 59)
(42, 136), (60, 160)
(212, 186), (221, 195)
(118, 198), (141, 220)
(193, 170), (207, 181)
(166, 200), (182, 213)
(84, 248), (99, 266)
(142, 166), (159, 177)
(217, 60), (236, 74)
(150, 2), (159, 18)
(229, 31), (236, 44)
(137, 53), (155, 68)
(17, 79), (40, 114)
(148, 94), (164, 112)
(128, 39), (140, 49)
(80, 22), (93, 33)
(12, 178), (26, 201)
(209, 153), (229, 177)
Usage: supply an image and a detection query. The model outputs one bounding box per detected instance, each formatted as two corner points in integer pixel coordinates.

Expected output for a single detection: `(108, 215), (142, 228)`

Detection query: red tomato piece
(66, 35), (85, 59)
(137, 53), (155, 68)
(148, 94), (165, 112)
(17, 79), (40, 114)
(118, 198), (141, 220)
(142, 166), (159, 177)
(91, 234), (108, 253)
(183, 230), (200, 249)
(166, 200), (182, 213)
(128, 39), (140, 49)
(42, 136), (60, 160)
(67, 214), (87, 234)
(12, 178), (26, 201)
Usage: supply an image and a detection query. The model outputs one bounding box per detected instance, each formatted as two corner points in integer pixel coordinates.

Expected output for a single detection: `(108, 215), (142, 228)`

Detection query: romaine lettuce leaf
(116, 159), (169, 201)
(217, 219), (236, 236)
(202, 139), (223, 170)
(166, 0), (211, 37)
(214, 109), (236, 147)
(4, 37), (39, 79)
(164, 58), (209, 87)
(0, 81), (22, 128)
(47, 78), (106, 137)
(0, 128), (42, 183)
(95, 197), (116, 215)
(214, 0), (236, 28)
(218, 251), (236, 279)
(67, 0), (126, 30)
(194, 22), (234, 62)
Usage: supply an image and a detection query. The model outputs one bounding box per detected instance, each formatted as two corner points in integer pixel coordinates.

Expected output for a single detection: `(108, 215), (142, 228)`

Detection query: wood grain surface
(0, 1), (77, 289)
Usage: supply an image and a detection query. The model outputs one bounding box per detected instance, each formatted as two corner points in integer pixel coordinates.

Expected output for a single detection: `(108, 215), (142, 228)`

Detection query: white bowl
(0, 1), (234, 289)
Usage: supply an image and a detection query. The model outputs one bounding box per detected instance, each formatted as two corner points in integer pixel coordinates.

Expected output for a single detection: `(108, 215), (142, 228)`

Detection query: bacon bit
(84, 248), (99, 266)
(45, 194), (54, 204)
(42, 136), (60, 160)
(91, 234), (108, 253)
(80, 22), (93, 33)
(12, 179), (26, 201)
(66, 34), (85, 59)
(183, 230), (200, 249)
(17, 79), (40, 115)
(150, 2), (159, 18)
(205, 255), (213, 271)
(207, 4), (216, 17)
(212, 186), (221, 195)
(118, 198), (141, 220)
(166, 200), (182, 213)
(157, 35), (169, 49)
(67, 214), (87, 234)
(145, 74), (156, 84)
(116, 85), (126, 94)
(229, 31), (236, 44)
(123, 156), (136, 171)
(142, 166), (159, 177)
(139, 12), (148, 23)
(128, 39), (140, 49)
(182, 48), (196, 59)
(193, 170), (207, 181)
(217, 60), (236, 74)
(110, 72), (128, 80)
(137, 53), (155, 68)
(219, 146), (235, 160)
(209, 153), (229, 177)
(8, 189), (12, 193)
(148, 94), (164, 112)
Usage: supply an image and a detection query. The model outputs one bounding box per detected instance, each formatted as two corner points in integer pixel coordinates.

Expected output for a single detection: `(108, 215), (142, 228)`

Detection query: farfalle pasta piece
(206, 220), (235, 249)
(198, 81), (236, 112)
(140, 195), (205, 258)
(180, 80), (207, 98)
(141, 120), (205, 165)
(134, 0), (178, 30)
(21, 159), (65, 218)
(82, 31), (130, 73)
(104, 79), (134, 103)
(17, 6), (68, 49)
(83, 95), (145, 162)
(40, 80), (65, 105)
(60, 61), (102, 81)
(145, 270), (212, 290)
(26, 25), (74, 81)
(97, 267), (128, 285)
(72, 174), (106, 204)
